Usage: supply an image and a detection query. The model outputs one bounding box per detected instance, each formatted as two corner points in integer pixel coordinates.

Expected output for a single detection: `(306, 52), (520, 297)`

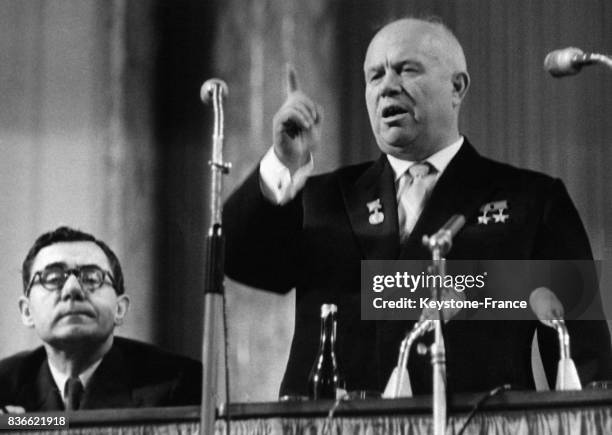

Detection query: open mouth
(381, 104), (410, 120)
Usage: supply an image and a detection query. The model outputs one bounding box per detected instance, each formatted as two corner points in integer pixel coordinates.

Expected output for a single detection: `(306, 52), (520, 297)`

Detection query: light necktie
(397, 163), (435, 240)
(64, 376), (84, 410)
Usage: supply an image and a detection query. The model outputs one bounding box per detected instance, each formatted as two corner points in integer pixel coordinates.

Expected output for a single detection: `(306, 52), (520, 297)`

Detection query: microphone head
(544, 47), (585, 77)
(529, 287), (565, 325)
(200, 78), (229, 103)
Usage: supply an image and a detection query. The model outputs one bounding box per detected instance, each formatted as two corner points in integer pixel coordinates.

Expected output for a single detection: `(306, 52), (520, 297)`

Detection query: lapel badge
(366, 198), (384, 225)
(478, 200), (509, 225)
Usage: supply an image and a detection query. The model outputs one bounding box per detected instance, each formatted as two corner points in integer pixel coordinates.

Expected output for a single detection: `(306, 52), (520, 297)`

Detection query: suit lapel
(340, 142), (499, 260)
(18, 358), (64, 411)
(81, 342), (136, 409)
(340, 155), (399, 260)
(400, 141), (497, 259)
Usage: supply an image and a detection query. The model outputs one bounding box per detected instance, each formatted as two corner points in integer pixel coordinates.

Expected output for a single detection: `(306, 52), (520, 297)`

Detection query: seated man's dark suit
(0, 336), (202, 410)
(224, 140), (612, 396)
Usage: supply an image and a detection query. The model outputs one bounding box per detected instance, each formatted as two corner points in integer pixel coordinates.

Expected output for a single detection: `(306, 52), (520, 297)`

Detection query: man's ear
(18, 297), (35, 328)
(451, 71), (470, 107)
(114, 294), (130, 326)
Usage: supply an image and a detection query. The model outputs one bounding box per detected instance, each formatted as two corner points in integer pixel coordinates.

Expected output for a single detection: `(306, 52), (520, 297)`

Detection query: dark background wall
(152, 0), (217, 371)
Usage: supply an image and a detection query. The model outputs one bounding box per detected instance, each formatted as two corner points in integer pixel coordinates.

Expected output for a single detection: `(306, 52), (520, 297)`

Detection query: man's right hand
(0, 405), (26, 414)
(272, 64), (321, 174)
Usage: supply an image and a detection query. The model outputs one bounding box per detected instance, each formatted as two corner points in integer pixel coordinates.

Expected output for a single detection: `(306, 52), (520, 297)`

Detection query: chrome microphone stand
(550, 319), (582, 390)
(422, 215), (465, 435)
(529, 287), (582, 391)
(590, 53), (612, 70)
(200, 78), (231, 435)
(394, 319), (434, 396)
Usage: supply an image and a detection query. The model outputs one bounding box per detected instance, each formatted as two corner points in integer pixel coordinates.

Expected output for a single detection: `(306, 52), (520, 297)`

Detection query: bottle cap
(321, 303), (338, 317)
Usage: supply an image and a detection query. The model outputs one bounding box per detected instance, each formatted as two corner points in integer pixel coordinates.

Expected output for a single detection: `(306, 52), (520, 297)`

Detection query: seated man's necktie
(64, 376), (84, 411)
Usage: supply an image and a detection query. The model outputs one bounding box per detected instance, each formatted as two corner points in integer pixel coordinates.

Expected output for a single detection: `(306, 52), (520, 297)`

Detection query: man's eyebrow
(40, 262), (68, 270)
(392, 59), (423, 68)
(365, 58), (423, 72)
(364, 64), (382, 72)
(39, 262), (102, 270)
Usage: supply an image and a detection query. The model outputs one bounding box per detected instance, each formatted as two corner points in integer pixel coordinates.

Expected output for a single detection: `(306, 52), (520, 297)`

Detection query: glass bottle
(308, 303), (343, 399)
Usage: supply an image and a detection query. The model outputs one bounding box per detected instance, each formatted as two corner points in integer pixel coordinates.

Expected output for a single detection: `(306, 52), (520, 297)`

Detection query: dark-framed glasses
(27, 265), (116, 295)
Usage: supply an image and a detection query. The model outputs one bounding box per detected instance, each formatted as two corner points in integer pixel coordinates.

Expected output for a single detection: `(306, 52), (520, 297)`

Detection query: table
(3, 390), (612, 434)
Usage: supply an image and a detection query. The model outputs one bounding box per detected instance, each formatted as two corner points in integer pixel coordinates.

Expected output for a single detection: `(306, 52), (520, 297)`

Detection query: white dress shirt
(48, 357), (102, 406)
(259, 137), (464, 206)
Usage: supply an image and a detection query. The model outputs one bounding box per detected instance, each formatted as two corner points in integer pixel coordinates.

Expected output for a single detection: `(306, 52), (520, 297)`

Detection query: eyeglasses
(26, 265), (116, 296)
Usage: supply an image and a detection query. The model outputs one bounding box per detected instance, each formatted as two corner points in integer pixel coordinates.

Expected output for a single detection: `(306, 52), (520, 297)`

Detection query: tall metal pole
(423, 215), (465, 435)
(430, 248), (446, 435)
(200, 79), (231, 435)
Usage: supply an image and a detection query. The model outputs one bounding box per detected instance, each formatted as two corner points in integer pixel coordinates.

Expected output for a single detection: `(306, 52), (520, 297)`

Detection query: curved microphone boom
(201, 79), (231, 226)
(544, 47), (612, 77)
(200, 78), (231, 435)
(383, 319), (433, 398)
(383, 283), (465, 399)
(529, 287), (581, 390)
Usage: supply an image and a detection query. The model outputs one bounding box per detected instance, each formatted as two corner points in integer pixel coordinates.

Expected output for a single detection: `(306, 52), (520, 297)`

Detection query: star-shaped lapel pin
(478, 200), (509, 225)
(492, 208), (509, 223)
(478, 214), (490, 225)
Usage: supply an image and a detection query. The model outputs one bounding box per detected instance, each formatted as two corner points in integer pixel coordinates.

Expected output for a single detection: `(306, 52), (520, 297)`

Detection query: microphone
(383, 291), (464, 399)
(422, 214), (466, 257)
(529, 286), (564, 327)
(200, 78), (229, 104)
(529, 287), (581, 390)
(544, 47), (597, 77)
(382, 319), (432, 398)
(436, 214), (466, 240)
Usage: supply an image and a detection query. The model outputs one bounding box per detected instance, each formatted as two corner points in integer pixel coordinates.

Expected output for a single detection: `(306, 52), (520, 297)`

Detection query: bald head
(367, 18), (467, 76)
(363, 18), (470, 160)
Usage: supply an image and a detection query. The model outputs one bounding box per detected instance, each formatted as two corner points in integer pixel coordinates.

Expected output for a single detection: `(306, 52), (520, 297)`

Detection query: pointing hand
(272, 64), (322, 174)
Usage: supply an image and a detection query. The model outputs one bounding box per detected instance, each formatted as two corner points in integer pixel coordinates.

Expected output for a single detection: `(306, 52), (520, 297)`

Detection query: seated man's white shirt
(48, 357), (102, 405)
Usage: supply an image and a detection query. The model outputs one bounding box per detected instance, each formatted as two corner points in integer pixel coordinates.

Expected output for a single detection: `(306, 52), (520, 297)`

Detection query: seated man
(0, 227), (202, 411)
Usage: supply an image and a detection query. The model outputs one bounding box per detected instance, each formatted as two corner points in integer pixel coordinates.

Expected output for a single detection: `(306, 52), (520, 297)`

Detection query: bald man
(224, 17), (612, 397)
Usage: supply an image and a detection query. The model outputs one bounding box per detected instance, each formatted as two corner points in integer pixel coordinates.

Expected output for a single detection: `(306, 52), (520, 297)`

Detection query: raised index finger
(285, 63), (299, 95)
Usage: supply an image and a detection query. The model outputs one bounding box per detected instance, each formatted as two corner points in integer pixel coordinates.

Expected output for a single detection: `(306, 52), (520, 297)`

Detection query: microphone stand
(200, 79), (231, 435)
(551, 319), (581, 390)
(397, 320), (434, 394)
(551, 320), (570, 361)
(529, 288), (581, 391)
(422, 215), (465, 435)
(590, 53), (612, 71)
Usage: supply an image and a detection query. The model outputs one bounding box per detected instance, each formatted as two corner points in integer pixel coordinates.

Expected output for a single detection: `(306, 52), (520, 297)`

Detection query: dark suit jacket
(0, 336), (202, 411)
(224, 140), (612, 397)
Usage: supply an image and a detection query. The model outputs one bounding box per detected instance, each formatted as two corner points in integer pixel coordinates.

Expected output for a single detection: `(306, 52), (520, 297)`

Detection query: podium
(7, 390), (612, 434)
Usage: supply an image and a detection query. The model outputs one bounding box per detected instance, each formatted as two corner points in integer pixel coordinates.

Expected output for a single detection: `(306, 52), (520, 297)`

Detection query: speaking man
(224, 17), (612, 396)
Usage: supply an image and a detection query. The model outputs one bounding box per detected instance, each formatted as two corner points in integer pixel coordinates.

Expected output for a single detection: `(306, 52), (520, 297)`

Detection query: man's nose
(379, 70), (402, 97)
(61, 274), (85, 301)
